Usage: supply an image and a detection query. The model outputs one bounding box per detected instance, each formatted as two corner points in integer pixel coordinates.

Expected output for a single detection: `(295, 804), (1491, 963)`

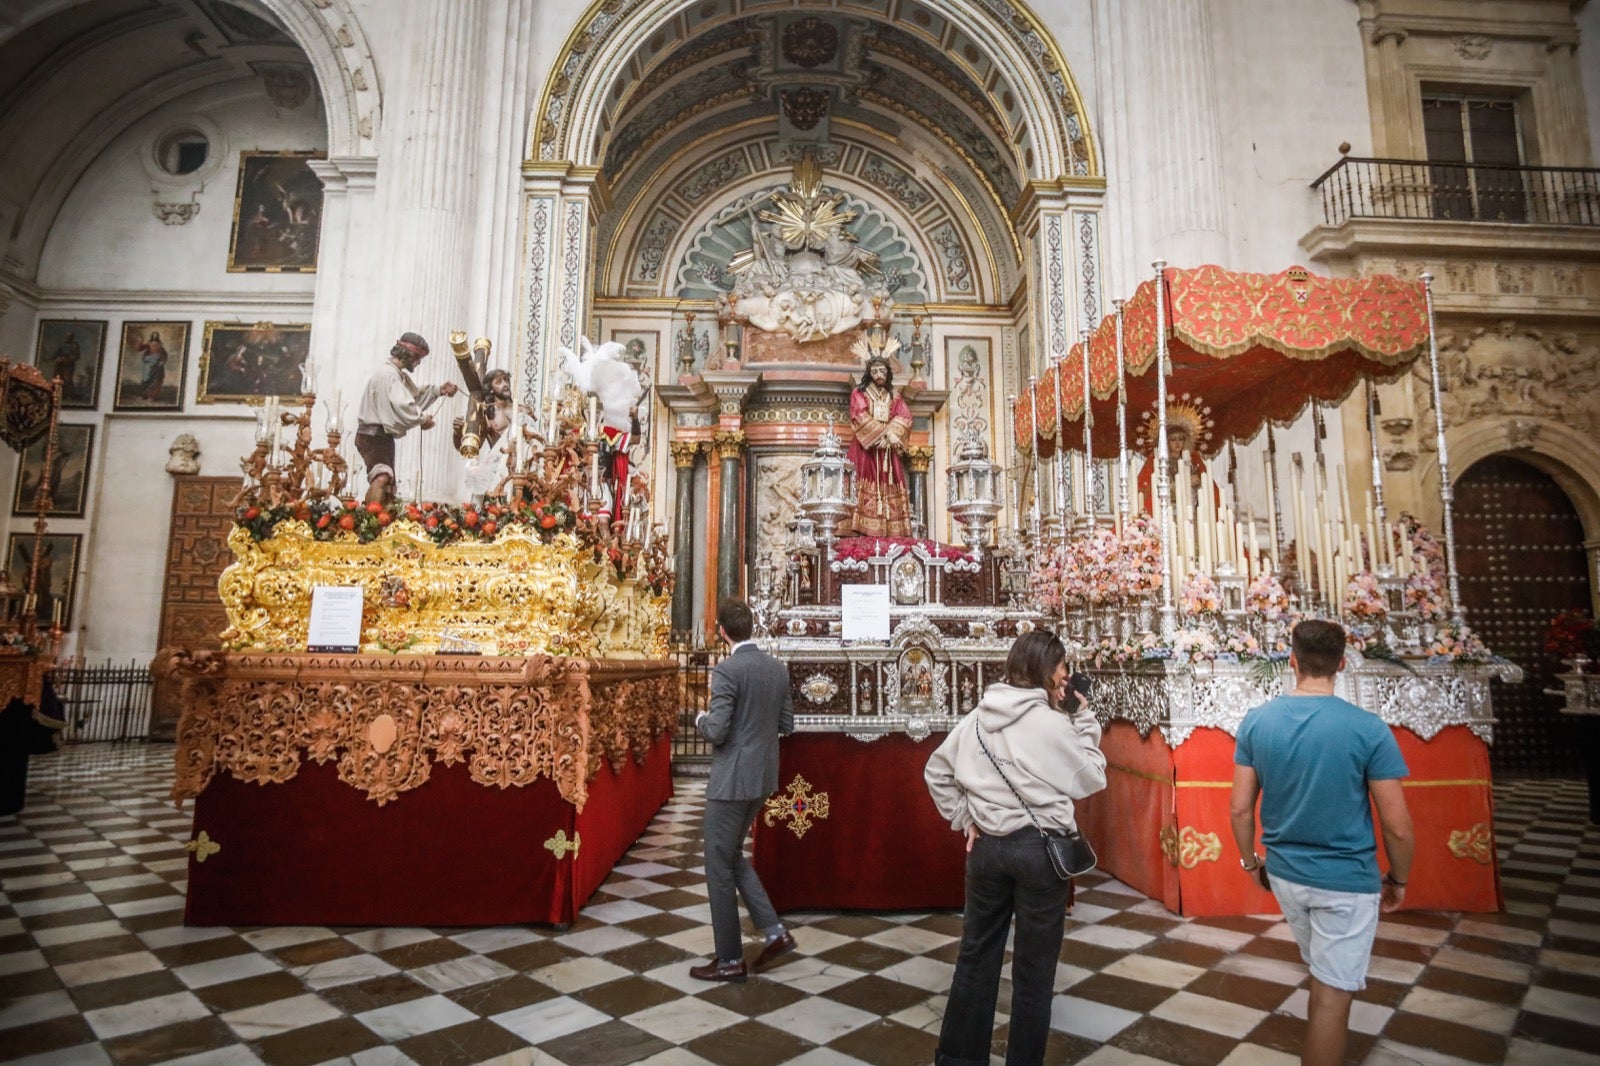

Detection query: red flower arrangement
(1543, 610), (1600, 669)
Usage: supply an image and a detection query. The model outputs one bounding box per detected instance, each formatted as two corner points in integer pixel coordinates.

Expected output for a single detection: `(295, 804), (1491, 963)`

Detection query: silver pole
(1081, 328), (1094, 524)
(1028, 376), (1042, 535)
(1114, 299), (1130, 526)
(1053, 353), (1071, 529)
(1267, 425), (1285, 557)
(1153, 260), (1175, 636)
(1366, 380), (1389, 574)
(1421, 272), (1465, 622)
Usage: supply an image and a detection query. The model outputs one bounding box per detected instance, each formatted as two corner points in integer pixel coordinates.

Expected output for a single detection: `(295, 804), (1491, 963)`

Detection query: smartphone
(1069, 672), (1093, 701)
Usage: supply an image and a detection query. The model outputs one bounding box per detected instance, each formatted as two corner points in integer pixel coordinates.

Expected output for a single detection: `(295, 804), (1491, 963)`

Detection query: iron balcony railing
(1312, 156), (1600, 227)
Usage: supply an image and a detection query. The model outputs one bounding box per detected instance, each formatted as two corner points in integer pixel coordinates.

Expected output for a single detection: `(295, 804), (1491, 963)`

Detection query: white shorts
(1271, 876), (1381, 992)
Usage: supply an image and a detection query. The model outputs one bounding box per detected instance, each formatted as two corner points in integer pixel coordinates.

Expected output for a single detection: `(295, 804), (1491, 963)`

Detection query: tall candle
(1365, 495), (1379, 571)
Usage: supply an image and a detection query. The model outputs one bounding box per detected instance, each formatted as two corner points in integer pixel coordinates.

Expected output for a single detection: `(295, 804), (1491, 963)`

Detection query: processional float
(159, 332), (679, 927)
(756, 262), (1517, 916)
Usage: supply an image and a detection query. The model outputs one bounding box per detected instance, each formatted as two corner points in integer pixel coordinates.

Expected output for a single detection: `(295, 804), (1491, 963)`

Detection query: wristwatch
(1240, 853), (1263, 872)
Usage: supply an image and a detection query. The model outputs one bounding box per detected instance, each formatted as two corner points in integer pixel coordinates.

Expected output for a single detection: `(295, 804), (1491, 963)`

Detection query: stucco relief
(753, 454), (809, 567)
(1414, 321), (1600, 447)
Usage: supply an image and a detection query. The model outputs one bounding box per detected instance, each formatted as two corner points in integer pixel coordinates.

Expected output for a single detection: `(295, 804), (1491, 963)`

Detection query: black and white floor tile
(2, 744), (1597, 1065)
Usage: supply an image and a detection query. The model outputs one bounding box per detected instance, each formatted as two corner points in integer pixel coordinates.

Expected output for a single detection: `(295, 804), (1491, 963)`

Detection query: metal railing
(1312, 156), (1600, 227)
(50, 659), (154, 743)
(671, 644), (725, 768)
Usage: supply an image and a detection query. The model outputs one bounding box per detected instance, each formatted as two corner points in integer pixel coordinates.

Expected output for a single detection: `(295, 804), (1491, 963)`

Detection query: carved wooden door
(149, 476), (240, 738)
(1455, 455), (1591, 774)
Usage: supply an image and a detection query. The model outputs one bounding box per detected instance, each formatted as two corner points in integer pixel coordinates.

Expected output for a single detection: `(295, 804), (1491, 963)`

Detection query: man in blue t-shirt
(1230, 619), (1414, 1066)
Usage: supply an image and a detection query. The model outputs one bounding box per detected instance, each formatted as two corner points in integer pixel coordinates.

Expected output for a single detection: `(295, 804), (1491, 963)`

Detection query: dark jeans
(936, 828), (1071, 1066)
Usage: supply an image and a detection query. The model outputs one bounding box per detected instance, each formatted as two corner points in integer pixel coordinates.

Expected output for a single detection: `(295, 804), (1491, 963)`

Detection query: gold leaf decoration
(763, 774), (831, 840)
(1447, 822), (1494, 864)
(186, 830), (221, 863)
(1176, 827), (1222, 869)
(1159, 824), (1179, 867)
(544, 830), (581, 860)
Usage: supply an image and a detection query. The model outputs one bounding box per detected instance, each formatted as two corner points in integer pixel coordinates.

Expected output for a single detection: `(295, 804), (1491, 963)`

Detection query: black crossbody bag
(974, 727), (1097, 880)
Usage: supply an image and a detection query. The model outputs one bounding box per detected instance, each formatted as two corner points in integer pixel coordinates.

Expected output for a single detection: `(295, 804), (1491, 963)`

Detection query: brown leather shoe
(689, 958), (748, 983)
(751, 930), (797, 973)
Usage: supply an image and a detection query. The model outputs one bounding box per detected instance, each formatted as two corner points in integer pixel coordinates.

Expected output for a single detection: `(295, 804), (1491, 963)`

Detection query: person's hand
(420, 416), (436, 430)
(439, 382), (460, 397)
(1380, 877), (1407, 912)
(965, 825), (979, 853)
(1074, 691), (1089, 713)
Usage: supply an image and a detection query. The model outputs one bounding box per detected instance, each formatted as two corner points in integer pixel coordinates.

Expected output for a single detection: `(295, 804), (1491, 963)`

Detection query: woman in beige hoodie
(924, 630), (1107, 1066)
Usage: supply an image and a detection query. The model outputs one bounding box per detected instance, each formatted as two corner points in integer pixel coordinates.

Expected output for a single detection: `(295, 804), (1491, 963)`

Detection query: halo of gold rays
(1136, 393), (1214, 455)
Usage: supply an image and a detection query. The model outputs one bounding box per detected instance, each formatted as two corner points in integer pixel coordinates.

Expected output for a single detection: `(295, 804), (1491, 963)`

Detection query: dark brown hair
(717, 598), (754, 642)
(1003, 629), (1066, 698)
(1292, 619), (1347, 678)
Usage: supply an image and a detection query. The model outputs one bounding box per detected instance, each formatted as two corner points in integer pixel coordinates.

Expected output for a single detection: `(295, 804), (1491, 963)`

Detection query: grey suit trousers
(703, 796), (780, 963)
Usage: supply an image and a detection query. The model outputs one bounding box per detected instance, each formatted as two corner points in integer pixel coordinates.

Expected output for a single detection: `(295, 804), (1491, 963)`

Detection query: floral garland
(833, 536), (971, 562)
(234, 495), (673, 596)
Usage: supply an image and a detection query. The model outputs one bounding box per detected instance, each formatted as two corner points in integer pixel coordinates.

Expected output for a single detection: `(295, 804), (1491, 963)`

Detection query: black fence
(670, 644), (725, 768)
(52, 659), (154, 743)
(1312, 156), (1600, 227)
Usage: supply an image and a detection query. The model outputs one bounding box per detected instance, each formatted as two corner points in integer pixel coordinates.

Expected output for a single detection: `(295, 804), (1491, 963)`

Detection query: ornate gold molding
(904, 445), (935, 474)
(162, 652), (677, 811)
(713, 429), (746, 460)
(1447, 822), (1494, 864)
(669, 439), (703, 468)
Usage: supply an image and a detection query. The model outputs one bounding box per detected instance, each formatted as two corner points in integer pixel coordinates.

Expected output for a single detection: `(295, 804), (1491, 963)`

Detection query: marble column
(905, 445), (934, 540)
(520, 168), (605, 428)
(669, 439), (702, 640)
(714, 430), (746, 603)
(306, 156), (377, 474)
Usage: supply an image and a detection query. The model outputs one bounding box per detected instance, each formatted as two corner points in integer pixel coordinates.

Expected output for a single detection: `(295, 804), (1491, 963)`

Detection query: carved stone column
(905, 445), (935, 539)
(669, 439), (702, 640)
(714, 430), (746, 603)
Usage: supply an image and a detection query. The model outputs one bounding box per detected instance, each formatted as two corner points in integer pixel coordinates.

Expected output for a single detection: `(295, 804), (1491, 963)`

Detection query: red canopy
(1019, 265), (1430, 459)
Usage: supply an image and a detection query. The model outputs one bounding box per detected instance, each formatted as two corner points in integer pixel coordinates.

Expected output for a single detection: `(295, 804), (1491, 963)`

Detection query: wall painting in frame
(32, 320), (107, 409)
(12, 423), (94, 519)
(198, 322), (312, 403)
(114, 322), (189, 411)
(227, 149), (325, 272)
(7, 532), (81, 629)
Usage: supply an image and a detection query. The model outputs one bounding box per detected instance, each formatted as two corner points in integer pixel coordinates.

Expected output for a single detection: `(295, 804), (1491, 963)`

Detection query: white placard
(841, 584), (891, 642)
(307, 585), (364, 653)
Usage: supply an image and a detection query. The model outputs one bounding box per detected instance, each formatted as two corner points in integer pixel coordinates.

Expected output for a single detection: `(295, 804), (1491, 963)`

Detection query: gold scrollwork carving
(1447, 822), (1494, 864)
(162, 655), (677, 811)
(762, 774), (831, 840)
(1159, 825), (1179, 866)
(216, 523), (669, 660)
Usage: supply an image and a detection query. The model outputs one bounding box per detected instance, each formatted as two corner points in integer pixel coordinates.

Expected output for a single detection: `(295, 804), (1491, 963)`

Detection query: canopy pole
(1266, 425), (1285, 558)
(1081, 328), (1094, 526)
(1114, 299), (1130, 528)
(1366, 380), (1389, 574)
(1027, 376), (1042, 545)
(1421, 272), (1465, 624)
(1153, 260), (1176, 638)
(1053, 353), (1071, 535)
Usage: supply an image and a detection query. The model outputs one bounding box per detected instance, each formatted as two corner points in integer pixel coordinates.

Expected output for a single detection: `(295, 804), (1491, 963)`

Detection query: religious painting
(12, 424), (94, 518)
(32, 320), (107, 409)
(197, 322), (312, 403)
(113, 321), (189, 411)
(6, 532), (81, 629)
(227, 150), (325, 272)
(610, 330), (659, 379)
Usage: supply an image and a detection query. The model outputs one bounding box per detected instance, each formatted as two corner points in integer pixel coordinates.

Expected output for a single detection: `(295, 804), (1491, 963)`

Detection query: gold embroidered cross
(544, 830), (581, 859)
(185, 831), (221, 863)
(763, 774), (830, 840)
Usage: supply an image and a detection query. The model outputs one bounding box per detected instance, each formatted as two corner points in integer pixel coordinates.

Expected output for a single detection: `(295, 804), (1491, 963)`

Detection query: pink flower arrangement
(1403, 571), (1448, 621)
(1245, 574), (1289, 620)
(1344, 571), (1387, 620)
(1219, 631), (1262, 659)
(1428, 621), (1490, 662)
(1172, 627), (1220, 662)
(1179, 572), (1221, 616)
(834, 536), (970, 562)
(1118, 517), (1165, 595)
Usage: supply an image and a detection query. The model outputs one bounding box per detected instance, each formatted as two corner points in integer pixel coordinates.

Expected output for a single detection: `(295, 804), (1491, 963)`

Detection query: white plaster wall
(76, 416), (256, 662)
(37, 90), (326, 293)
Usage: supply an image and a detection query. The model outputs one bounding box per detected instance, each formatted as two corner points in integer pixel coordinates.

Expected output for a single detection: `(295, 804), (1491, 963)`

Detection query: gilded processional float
(160, 333), (679, 926)
(702, 162), (1518, 916)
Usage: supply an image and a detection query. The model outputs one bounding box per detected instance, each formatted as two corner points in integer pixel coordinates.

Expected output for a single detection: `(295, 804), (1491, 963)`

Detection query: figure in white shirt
(354, 332), (458, 505)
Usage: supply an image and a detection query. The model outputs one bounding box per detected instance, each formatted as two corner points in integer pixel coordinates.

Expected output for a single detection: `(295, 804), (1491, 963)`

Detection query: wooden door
(149, 476), (240, 738)
(1455, 455), (1591, 775)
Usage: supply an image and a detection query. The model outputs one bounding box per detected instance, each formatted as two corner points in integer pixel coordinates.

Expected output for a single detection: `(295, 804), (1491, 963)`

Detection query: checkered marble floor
(2, 745), (1598, 1066)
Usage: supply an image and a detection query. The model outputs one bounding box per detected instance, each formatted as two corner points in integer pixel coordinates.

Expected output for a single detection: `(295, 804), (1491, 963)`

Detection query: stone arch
(251, 0), (382, 156)
(533, 0), (1096, 181)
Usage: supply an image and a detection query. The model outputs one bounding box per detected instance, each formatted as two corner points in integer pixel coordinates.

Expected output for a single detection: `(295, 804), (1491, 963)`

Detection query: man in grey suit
(690, 598), (798, 983)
